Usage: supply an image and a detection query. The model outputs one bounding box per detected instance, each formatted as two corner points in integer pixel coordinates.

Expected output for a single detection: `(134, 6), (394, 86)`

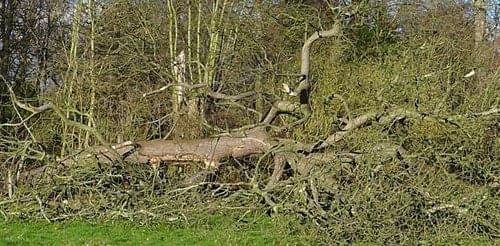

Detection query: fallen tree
(3, 21), (499, 190)
(1, 20), (499, 244)
(6, 24), (345, 182)
(2, 1), (500, 242)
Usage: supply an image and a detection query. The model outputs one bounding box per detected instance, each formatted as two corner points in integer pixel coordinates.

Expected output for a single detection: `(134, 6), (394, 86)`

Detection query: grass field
(1, 219), (496, 245)
(0, 217), (316, 246)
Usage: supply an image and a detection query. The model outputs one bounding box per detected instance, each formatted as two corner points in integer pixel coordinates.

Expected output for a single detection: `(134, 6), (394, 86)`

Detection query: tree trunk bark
(474, 0), (486, 49)
(62, 127), (272, 169)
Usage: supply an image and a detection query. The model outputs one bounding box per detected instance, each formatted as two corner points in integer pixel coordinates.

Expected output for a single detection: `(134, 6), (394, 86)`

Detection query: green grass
(1, 218), (497, 246)
(0, 217), (314, 246)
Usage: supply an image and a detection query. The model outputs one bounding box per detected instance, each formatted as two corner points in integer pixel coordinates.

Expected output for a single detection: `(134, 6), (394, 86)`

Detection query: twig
(35, 195), (51, 223)
(142, 83), (205, 97)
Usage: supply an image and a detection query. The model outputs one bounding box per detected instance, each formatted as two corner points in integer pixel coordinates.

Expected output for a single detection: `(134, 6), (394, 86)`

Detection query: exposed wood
(63, 127), (272, 169)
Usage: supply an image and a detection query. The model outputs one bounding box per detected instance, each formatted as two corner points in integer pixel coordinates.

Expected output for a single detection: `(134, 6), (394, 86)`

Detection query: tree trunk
(61, 127), (272, 169)
(474, 0), (486, 49)
(172, 50), (187, 113)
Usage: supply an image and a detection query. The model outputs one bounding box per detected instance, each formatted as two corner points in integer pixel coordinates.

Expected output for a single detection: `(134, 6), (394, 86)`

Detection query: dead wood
(5, 19), (498, 191)
(63, 127), (272, 168)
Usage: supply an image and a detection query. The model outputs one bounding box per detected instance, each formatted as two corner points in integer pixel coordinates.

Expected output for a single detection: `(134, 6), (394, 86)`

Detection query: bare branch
(262, 23), (342, 127)
(310, 107), (499, 152)
(143, 82), (254, 101)
(2, 85), (123, 160)
(142, 83), (205, 97)
(208, 91), (255, 101)
(294, 24), (342, 97)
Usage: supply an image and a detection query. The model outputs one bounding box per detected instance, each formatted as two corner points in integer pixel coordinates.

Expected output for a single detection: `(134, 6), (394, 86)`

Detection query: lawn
(1, 217), (496, 245)
(0, 217), (314, 246)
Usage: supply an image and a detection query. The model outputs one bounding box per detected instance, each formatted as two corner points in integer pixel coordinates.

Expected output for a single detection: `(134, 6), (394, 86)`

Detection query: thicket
(1, 0), (499, 244)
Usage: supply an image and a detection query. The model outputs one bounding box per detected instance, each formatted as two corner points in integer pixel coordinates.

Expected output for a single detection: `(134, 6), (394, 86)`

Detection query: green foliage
(1, 0), (499, 244)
